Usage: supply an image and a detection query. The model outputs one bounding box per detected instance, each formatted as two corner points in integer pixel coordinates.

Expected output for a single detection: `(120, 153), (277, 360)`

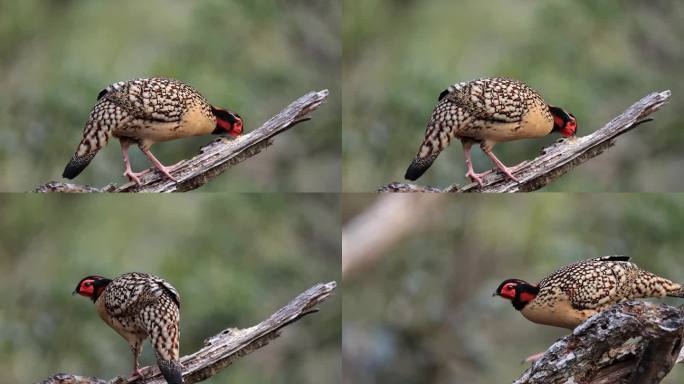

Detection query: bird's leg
(481, 146), (520, 183)
(461, 141), (486, 186)
(139, 146), (179, 182)
(119, 140), (145, 185)
(129, 341), (144, 379)
(523, 352), (545, 364)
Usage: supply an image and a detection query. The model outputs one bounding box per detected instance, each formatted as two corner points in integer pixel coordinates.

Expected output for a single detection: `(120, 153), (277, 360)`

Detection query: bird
(62, 77), (243, 184)
(494, 256), (684, 329)
(74, 272), (183, 384)
(404, 77), (577, 185)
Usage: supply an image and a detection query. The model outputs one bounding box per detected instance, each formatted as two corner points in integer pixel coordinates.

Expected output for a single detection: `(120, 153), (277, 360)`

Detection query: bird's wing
(149, 275), (181, 308)
(539, 258), (634, 310)
(439, 77), (529, 124)
(102, 272), (179, 316)
(97, 78), (192, 123)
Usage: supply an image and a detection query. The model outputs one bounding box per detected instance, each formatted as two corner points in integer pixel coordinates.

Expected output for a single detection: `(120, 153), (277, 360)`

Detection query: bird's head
(549, 106), (577, 138)
(493, 278), (539, 311)
(73, 275), (112, 302)
(212, 106), (243, 138)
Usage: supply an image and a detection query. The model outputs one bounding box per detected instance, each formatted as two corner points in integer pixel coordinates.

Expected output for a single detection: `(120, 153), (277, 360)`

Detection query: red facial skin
(75, 278), (97, 297)
(553, 114), (577, 137)
(74, 276), (107, 300)
(498, 282), (518, 300)
(216, 113), (243, 138)
(496, 281), (538, 304)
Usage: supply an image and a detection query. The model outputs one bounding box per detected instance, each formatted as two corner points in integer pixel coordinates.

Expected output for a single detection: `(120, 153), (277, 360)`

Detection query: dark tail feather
(158, 358), (183, 384)
(404, 153), (439, 181)
(62, 152), (97, 179)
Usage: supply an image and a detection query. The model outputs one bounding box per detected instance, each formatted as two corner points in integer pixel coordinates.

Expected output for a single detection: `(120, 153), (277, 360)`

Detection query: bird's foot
(153, 165), (179, 183)
(128, 367), (144, 380)
(123, 170), (146, 185)
(167, 160), (186, 171)
(522, 352), (545, 364)
(465, 170), (487, 186)
(496, 165), (520, 183)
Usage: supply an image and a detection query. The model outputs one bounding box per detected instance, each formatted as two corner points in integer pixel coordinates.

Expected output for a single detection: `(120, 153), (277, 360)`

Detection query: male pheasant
(494, 256), (684, 329)
(74, 273), (183, 384)
(405, 77), (577, 185)
(63, 77), (243, 184)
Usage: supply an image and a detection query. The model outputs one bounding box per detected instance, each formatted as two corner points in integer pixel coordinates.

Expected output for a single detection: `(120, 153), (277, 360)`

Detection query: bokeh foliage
(0, 194), (341, 383)
(343, 0), (684, 191)
(343, 194), (684, 384)
(0, 0), (340, 192)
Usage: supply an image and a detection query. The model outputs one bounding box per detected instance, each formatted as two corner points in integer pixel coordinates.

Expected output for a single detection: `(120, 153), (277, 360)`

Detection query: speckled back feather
(535, 256), (683, 311)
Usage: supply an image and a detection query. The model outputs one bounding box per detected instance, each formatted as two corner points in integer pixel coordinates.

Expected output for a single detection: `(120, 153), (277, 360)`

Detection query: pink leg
(129, 342), (144, 379)
(482, 147), (520, 183)
(140, 146), (178, 182)
(523, 352), (545, 363)
(462, 141), (486, 186)
(120, 140), (146, 185)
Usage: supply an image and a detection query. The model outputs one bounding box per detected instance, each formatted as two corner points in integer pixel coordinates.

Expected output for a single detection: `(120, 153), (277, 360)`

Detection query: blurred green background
(342, 194), (684, 383)
(342, 0), (684, 191)
(0, 194), (340, 383)
(0, 0), (340, 192)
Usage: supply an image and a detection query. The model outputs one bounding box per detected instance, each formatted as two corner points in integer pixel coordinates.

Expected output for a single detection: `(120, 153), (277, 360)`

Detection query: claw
(465, 170), (485, 186)
(128, 367), (144, 380)
(124, 170), (143, 185)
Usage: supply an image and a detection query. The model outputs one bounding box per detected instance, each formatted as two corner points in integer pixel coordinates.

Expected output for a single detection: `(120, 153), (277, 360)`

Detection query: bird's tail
(62, 101), (117, 179)
(634, 269), (684, 299)
(157, 358), (183, 384)
(62, 151), (97, 179)
(405, 153), (439, 181)
(144, 299), (182, 383)
(666, 285), (684, 298)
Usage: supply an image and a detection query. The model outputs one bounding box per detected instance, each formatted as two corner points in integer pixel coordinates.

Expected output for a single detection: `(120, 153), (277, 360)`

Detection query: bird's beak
(492, 292), (499, 297)
(72, 290), (78, 295)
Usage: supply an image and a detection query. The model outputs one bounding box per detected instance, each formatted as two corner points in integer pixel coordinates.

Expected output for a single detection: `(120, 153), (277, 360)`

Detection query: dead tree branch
(39, 281), (337, 384)
(513, 301), (684, 384)
(35, 90), (329, 193)
(342, 194), (446, 280)
(380, 90), (671, 193)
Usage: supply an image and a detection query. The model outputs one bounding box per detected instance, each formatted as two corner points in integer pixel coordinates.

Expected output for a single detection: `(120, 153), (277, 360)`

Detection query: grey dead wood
(35, 90), (329, 193)
(38, 281), (336, 384)
(379, 90), (671, 193)
(513, 301), (684, 384)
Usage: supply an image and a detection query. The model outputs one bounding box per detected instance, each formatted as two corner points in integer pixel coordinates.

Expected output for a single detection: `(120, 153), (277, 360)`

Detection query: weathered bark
(513, 301), (684, 384)
(39, 281), (337, 384)
(380, 90), (671, 193)
(35, 90), (329, 193)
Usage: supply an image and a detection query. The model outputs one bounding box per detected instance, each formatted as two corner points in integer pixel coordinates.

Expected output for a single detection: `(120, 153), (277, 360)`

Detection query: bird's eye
(85, 282), (92, 287)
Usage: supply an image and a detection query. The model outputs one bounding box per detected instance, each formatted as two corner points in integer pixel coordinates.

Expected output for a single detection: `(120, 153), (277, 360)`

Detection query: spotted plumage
(74, 272), (183, 384)
(63, 77), (243, 184)
(405, 77), (577, 185)
(494, 256), (684, 329)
